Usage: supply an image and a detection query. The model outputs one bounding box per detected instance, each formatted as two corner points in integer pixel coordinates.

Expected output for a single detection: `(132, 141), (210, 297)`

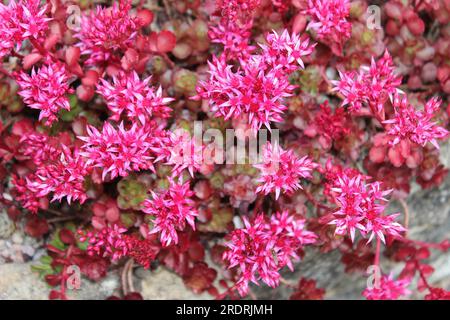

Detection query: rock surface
(0, 263), (49, 300)
(0, 262), (119, 300)
(138, 267), (211, 300)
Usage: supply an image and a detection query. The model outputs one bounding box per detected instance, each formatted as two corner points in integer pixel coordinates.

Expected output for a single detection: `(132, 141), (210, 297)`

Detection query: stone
(139, 267), (211, 300)
(0, 211), (15, 239)
(0, 263), (49, 300)
(0, 262), (119, 300)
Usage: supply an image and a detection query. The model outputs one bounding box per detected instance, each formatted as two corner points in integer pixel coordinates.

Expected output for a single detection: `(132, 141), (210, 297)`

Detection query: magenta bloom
(25, 146), (88, 204)
(363, 274), (411, 300)
(209, 20), (255, 61)
(79, 224), (130, 261)
(196, 55), (291, 132)
(384, 94), (449, 149)
(97, 71), (173, 124)
(329, 173), (406, 243)
(79, 122), (169, 180)
(196, 30), (314, 132)
(75, 0), (140, 65)
(142, 179), (198, 247)
(215, 0), (260, 22)
(305, 0), (351, 52)
(0, 0), (50, 57)
(332, 51), (402, 113)
(254, 143), (316, 199)
(223, 211), (317, 296)
(18, 131), (60, 165)
(11, 174), (43, 213)
(260, 29), (315, 73)
(16, 62), (73, 126)
(13, 130), (88, 210)
(166, 129), (204, 178)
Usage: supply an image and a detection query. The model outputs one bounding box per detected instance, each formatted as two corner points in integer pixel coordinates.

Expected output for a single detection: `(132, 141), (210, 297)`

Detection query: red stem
(374, 237), (381, 267)
(414, 259), (433, 291)
(11, 50), (24, 59)
(29, 37), (48, 57)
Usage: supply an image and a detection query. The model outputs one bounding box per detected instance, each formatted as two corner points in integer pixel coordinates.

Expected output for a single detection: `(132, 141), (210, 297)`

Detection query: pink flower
(332, 51), (402, 113)
(12, 130), (88, 209)
(383, 94), (449, 149)
(16, 62), (73, 126)
(215, 0), (260, 23)
(196, 56), (293, 132)
(0, 0), (50, 57)
(18, 131), (60, 165)
(11, 174), (43, 213)
(75, 0), (140, 65)
(97, 71), (173, 124)
(329, 173), (406, 243)
(25, 146), (88, 204)
(79, 224), (130, 261)
(254, 142), (316, 199)
(260, 29), (315, 72)
(142, 179), (198, 247)
(223, 211), (317, 296)
(304, 0), (351, 52)
(166, 129), (204, 177)
(209, 21), (255, 61)
(196, 30), (313, 132)
(363, 273), (411, 300)
(79, 122), (169, 180)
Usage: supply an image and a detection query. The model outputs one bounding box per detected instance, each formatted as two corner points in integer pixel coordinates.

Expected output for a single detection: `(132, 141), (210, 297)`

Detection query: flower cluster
(16, 63), (73, 125)
(12, 130), (88, 212)
(332, 51), (402, 113)
(166, 129), (204, 177)
(2, 0), (450, 301)
(11, 174), (44, 213)
(79, 122), (169, 180)
(223, 211), (317, 296)
(208, 0), (259, 62)
(75, 0), (141, 65)
(208, 21), (255, 61)
(18, 131), (60, 165)
(78, 224), (130, 261)
(214, 0), (260, 23)
(0, 0), (50, 58)
(260, 30), (315, 73)
(25, 146), (88, 204)
(79, 225), (160, 268)
(384, 94), (449, 149)
(196, 30), (314, 132)
(362, 274), (411, 300)
(328, 173), (406, 243)
(97, 71), (173, 124)
(254, 142), (316, 199)
(304, 0), (351, 52)
(142, 179), (198, 247)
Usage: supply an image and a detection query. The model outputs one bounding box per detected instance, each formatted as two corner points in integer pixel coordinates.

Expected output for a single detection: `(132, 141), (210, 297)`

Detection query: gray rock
(0, 262), (119, 300)
(0, 211), (15, 239)
(139, 267), (211, 300)
(66, 272), (119, 300)
(0, 263), (49, 300)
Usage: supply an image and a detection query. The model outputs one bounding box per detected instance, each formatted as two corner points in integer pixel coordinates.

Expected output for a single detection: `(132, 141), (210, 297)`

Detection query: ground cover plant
(0, 0), (450, 300)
